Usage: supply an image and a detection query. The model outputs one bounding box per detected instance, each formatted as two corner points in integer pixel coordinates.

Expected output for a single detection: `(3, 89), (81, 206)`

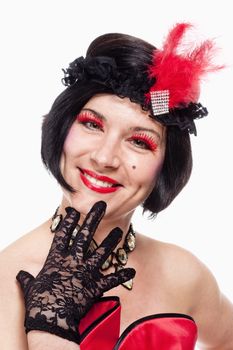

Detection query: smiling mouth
(79, 168), (122, 193)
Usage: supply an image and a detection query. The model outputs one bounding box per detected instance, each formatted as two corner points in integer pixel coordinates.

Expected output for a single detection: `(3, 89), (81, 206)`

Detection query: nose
(90, 135), (121, 170)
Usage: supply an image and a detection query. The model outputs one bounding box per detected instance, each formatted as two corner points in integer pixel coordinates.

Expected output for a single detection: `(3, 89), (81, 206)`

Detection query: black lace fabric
(153, 102), (208, 135)
(16, 201), (135, 344)
(62, 55), (154, 108)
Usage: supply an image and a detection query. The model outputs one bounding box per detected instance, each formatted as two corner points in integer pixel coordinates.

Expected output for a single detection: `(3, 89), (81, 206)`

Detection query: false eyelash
(130, 133), (158, 151)
(77, 111), (104, 128)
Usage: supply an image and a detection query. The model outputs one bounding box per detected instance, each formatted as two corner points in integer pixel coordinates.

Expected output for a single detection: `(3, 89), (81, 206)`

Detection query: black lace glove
(16, 201), (136, 343)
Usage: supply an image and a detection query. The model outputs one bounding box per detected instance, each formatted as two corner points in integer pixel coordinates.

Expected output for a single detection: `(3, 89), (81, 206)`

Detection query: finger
(86, 227), (122, 268)
(99, 268), (136, 293)
(51, 207), (80, 253)
(16, 270), (35, 293)
(72, 201), (107, 256)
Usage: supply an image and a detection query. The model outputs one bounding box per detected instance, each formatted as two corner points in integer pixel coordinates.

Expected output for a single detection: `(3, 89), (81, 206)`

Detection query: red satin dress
(78, 297), (197, 350)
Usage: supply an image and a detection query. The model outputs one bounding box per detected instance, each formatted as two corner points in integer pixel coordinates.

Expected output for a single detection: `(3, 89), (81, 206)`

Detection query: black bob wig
(41, 33), (192, 215)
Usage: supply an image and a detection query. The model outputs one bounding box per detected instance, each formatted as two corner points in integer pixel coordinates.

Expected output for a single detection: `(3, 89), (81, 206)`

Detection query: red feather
(147, 23), (223, 108)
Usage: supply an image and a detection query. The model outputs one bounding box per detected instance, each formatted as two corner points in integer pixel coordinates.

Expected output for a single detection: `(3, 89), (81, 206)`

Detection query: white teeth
(84, 173), (114, 188)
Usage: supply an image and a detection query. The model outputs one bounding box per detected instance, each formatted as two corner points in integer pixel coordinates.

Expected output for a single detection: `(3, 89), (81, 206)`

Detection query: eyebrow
(82, 108), (106, 121)
(81, 108), (161, 140)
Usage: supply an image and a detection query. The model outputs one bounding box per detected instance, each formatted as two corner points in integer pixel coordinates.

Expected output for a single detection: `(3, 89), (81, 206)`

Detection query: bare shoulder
(137, 232), (205, 285)
(0, 220), (51, 349)
(137, 233), (233, 348)
(136, 232), (216, 310)
(0, 220), (52, 273)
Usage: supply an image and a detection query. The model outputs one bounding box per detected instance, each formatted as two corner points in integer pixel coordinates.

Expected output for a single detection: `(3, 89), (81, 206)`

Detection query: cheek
(60, 127), (79, 175)
(131, 154), (164, 189)
(63, 126), (77, 155)
(144, 163), (161, 188)
(63, 123), (94, 158)
(60, 153), (65, 174)
(131, 153), (164, 176)
(62, 126), (87, 163)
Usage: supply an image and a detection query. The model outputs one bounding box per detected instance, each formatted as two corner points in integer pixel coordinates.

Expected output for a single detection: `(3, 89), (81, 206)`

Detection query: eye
(84, 120), (102, 130)
(129, 134), (158, 151)
(77, 112), (103, 131)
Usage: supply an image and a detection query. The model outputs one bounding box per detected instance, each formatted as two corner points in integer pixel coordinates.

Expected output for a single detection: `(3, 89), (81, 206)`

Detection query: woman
(0, 23), (233, 349)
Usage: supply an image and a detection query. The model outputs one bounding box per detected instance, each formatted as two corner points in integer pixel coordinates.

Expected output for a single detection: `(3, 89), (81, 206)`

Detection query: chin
(62, 191), (107, 215)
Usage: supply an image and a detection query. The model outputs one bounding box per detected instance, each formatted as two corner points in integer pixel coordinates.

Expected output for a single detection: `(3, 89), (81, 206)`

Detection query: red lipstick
(82, 169), (119, 184)
(79, 168), (121, 194)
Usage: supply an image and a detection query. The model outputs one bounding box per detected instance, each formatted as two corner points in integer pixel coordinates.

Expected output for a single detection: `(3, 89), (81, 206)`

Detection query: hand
(16, 201), (135, 344)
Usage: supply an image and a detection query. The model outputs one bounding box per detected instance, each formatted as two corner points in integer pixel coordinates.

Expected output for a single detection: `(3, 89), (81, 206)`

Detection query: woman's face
(61, 94), (166, 220)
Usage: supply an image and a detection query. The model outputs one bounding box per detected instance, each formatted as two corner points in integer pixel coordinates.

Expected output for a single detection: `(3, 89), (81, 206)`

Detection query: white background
(0, 1), (232, 347)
